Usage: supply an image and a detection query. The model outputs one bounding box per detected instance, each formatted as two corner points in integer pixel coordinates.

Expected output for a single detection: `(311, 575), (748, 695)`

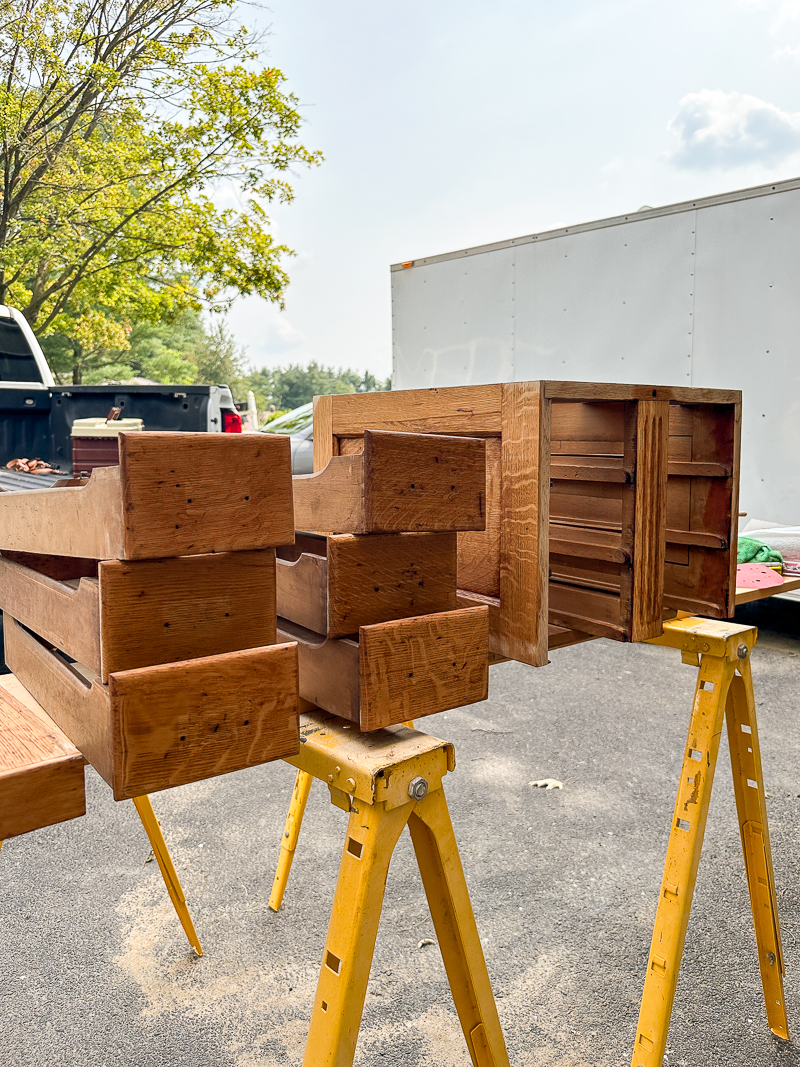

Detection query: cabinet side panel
(497, 383), (549, 666)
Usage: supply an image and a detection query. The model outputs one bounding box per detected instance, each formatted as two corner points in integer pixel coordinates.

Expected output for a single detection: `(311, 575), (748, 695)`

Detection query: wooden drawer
(0, 550), (277, 682)
(0, 674), (86, 839)
(0, 431), (294, 559)
(4, 616), (300, 801)
(278, 605), (489, 731)
(292, 429), (486, 535)
(276, 531), (457, 637)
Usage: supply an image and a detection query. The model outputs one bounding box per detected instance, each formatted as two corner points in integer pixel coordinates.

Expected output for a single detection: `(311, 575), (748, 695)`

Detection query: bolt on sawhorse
(632, 616), (788, 1067)
(276, 711), (509, 1067)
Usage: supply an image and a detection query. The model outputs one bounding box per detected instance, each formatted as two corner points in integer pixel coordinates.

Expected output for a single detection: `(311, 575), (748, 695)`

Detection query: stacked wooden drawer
(0, 432), (300, 805)
(311, 382), (741, 667)
(279, 428), (491, 730)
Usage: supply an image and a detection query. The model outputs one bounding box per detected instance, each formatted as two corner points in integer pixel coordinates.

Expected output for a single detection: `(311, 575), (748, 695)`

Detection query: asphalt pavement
(2, 602), (800, 1067)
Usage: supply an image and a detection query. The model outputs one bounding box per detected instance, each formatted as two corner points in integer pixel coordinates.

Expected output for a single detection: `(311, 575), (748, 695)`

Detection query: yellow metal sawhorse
(632, 615), (788, 1065)
(279, 712), (510, 1067)
(1, 795), (202, 956)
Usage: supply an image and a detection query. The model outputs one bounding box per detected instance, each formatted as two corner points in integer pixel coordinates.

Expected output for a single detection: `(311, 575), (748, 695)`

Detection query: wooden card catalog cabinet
(313, 382), (740, 666)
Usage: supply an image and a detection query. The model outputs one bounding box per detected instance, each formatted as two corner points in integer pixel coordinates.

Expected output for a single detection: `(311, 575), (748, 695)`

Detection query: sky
(226, 0), (800, 380)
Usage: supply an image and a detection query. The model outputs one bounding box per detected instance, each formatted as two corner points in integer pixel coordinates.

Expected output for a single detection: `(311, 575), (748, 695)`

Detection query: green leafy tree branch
(0, 0), (321, 382)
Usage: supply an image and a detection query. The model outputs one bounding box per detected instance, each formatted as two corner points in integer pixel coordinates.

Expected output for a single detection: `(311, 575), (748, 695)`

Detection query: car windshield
(261, 402), (314, 435)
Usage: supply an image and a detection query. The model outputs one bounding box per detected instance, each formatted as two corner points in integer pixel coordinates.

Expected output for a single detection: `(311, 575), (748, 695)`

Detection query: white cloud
(737, 0), (800, 58)
(225, 297), (307, 369)
(668, 89), (800, 168)
(599, 157), (625, 174)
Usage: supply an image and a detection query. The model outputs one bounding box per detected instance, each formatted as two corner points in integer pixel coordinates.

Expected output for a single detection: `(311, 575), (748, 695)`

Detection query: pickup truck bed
(0, 384), (239, 472)
(0, 470), (64, 492)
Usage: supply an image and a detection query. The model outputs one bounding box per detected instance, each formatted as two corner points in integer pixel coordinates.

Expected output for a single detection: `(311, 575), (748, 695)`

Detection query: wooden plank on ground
(0, 675), (86, 839)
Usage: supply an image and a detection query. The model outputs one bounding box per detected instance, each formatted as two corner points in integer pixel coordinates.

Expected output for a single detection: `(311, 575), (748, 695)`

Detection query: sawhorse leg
(726, 661), (785, 1033)
(408, 787), (508, 1063)
(270, 721), (416, 913)
(133, 795), (203, 956)
(269, 769), (313, 912)
(632, 618), (787, 1067)
(286, 713), (508, 1067)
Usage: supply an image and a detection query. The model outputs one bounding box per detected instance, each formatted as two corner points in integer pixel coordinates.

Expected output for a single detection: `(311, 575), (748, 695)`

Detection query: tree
(41, 310), (202, 384)
(193, 319), (249, 396)
(261, 361), (391, 411)
(0, 0), (321, 381)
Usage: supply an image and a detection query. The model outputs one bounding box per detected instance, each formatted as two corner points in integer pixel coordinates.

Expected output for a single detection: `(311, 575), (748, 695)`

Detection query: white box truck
(391, 175), (800, 529)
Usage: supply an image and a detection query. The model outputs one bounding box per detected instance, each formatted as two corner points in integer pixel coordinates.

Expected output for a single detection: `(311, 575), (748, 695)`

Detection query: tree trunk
(72, 364), (83, 385)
